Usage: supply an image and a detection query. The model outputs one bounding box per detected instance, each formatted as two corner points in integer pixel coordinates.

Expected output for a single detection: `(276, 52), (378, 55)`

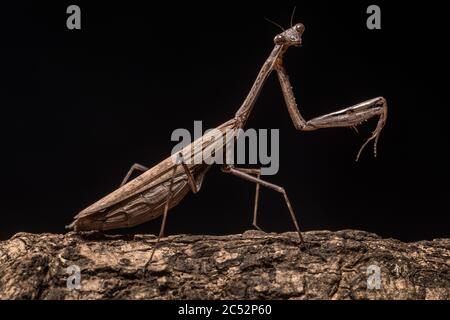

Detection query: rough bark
(0, 230), (448, 300)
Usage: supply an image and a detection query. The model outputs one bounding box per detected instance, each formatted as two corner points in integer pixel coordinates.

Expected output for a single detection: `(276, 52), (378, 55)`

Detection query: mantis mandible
(67, 22), (388, 265)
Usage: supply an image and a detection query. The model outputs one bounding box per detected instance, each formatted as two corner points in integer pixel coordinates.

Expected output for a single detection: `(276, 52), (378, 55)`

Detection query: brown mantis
(67, 22), (388, 265)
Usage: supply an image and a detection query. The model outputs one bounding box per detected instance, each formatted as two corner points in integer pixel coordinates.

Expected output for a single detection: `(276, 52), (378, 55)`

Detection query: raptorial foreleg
(276, 63), (388, 161)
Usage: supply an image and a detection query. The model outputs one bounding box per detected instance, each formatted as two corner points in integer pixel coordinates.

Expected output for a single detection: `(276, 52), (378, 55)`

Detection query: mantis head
(274, 23), (305, 47)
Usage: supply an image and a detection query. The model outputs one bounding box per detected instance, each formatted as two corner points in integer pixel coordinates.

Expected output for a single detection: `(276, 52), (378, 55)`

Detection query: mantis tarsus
(67, 22), (388, 266)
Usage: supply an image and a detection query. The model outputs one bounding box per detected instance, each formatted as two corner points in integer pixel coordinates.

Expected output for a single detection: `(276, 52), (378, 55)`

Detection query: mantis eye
(294, 23), (304, 33)
(274, 35), (284, 44)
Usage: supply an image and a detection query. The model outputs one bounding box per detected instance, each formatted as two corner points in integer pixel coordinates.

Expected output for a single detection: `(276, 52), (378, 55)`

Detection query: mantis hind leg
(120, 163), (149, 187)
(144, 153), (205, 271)
(144, 164), (178, 271)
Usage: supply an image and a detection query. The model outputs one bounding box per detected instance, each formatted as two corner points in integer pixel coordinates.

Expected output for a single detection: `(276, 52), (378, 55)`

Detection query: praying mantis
(67, 22), (388, 264)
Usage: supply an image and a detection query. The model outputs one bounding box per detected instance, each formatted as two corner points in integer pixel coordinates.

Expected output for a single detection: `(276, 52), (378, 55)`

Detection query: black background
(1, 1), (448, 241)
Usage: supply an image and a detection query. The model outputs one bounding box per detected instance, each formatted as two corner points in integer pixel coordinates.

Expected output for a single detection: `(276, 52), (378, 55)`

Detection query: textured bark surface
(0, 230), (449, 300)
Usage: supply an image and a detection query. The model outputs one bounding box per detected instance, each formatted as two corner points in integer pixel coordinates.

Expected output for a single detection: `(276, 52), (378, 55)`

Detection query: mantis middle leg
(231, 168), (263, 231)
(221, 165), (304, 244)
